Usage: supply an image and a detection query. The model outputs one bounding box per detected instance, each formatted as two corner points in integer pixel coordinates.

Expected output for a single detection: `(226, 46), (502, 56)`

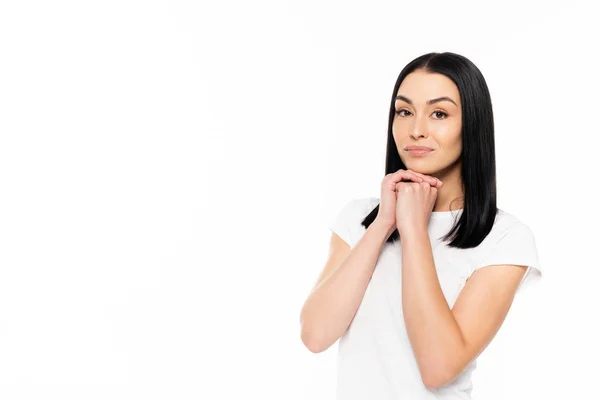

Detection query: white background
(0, 0), (597, 399)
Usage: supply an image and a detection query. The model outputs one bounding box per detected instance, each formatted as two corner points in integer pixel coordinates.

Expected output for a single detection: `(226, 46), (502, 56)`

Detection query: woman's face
(393, 70), (462, 177)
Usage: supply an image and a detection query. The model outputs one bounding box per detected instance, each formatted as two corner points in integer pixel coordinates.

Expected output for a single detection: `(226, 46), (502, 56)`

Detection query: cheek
(437, 124), (461, 146)
(446, 138), (462, 158)
(391, 123), (402, 139)
(436, 120), (460, 135)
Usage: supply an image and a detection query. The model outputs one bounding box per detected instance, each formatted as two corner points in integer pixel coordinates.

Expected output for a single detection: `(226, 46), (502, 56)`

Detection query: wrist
(372, 218), (396, 237)
(398, 224), (428, 239)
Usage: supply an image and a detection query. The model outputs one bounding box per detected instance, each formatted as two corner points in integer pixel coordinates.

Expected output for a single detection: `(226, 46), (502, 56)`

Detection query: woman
(299, 52), (542, 399)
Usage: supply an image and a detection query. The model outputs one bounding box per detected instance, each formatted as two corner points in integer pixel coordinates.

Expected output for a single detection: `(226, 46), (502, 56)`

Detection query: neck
(430, 162), (464, 212)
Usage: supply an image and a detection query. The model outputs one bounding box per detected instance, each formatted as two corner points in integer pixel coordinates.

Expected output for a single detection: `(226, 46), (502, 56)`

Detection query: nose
(409, 113), (429, 139)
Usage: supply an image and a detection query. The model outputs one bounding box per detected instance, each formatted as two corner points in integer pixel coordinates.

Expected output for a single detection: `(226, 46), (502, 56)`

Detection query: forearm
(301, 219), (392, 352)
(400, 228), (466, 384)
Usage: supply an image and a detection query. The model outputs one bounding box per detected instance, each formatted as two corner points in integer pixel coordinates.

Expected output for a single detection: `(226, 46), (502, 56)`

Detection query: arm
(401, 227), (527, 388)
(300, 219), (393, 353)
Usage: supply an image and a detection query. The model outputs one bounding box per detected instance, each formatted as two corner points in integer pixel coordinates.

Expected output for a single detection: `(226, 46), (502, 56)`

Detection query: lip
(405, 145), (434, 151)
(407, 149), (433, 156)
(404, 145), (434, 157)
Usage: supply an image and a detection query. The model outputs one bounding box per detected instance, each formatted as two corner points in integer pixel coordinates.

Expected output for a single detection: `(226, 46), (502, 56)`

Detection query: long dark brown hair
(363, 52), (498, 248)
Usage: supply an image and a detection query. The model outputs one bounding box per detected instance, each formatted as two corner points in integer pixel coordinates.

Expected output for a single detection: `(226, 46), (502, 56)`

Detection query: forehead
(396, 71), (460, 103)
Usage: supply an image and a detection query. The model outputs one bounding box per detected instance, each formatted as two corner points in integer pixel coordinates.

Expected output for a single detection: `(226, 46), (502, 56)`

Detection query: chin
(407, 165), (431, 174)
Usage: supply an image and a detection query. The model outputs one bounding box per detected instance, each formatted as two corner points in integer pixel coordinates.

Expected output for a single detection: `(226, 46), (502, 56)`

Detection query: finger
(407, 169), (438, 183)
(389, 169), (441, 188)
(390, 169), (423, 183)
(406, 169), (441, 187)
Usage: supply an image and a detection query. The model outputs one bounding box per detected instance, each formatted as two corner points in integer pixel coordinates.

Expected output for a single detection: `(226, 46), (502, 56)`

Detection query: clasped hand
(395, 178), (441, 236)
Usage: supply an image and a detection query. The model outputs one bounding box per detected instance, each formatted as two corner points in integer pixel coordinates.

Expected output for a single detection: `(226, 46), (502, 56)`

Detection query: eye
(395, 109), (411, 117)
(432, 110), (448, 119)
(395, 109), (448, 119)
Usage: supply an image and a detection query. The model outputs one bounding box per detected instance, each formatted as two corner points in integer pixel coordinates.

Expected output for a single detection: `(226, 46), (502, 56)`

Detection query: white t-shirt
(329, 197), (542, 400)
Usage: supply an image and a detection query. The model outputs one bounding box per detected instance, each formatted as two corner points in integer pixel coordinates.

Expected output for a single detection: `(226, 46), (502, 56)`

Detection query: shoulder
(474, 208), (539, 264)
(491, 208), (535, 239)
(336, 196), (379, 216)
(329, 196), (379, 247)
(362, 196), (380, 212)
(466, 208), (536, 261)
(471, 208), (542, 292)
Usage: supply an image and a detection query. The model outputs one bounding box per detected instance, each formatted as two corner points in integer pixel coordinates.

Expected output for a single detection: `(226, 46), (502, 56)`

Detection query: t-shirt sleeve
(474, 223), (543, 295)
(328, 198), (365, 247)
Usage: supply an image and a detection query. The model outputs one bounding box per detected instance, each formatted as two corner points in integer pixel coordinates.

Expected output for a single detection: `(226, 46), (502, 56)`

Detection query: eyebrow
(395, 95), (457, 106)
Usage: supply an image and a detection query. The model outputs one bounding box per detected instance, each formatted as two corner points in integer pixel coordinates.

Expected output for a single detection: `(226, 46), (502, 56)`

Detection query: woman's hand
(395, 180), (441, 235)
(376, 169), (442, 232)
